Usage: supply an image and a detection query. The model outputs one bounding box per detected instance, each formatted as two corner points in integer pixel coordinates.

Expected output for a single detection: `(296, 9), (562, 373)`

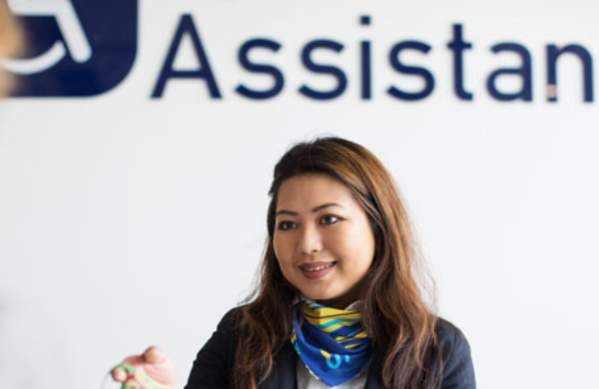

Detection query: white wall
(1, 1), (598, 388)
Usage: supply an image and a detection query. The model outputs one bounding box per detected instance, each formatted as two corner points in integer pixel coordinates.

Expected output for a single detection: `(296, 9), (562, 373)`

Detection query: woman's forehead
(276, 174), (356, 211)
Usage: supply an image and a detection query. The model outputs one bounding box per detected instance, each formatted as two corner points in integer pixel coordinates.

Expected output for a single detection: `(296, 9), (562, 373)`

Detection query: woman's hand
(111, 346), (176, 389)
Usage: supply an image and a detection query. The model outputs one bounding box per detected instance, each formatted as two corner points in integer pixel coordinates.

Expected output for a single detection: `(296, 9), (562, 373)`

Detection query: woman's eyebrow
(275, 203), (343, 216)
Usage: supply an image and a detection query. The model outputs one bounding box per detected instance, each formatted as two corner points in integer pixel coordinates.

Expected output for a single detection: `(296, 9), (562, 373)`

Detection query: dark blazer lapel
(259, 343), (298, 389)
(364, 348), (384, 389)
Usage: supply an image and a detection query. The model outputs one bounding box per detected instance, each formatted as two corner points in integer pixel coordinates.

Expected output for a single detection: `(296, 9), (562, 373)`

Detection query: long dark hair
(233, 137), (443, 389)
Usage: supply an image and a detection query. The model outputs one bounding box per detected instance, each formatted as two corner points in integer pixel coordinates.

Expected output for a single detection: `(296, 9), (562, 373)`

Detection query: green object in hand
(115, 363), (164, 389)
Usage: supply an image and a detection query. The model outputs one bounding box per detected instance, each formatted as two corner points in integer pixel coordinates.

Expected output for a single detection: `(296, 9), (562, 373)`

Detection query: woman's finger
(122, 354), (145, 366)
(142, 345), (165, 364)
(111, 366), (128, 382)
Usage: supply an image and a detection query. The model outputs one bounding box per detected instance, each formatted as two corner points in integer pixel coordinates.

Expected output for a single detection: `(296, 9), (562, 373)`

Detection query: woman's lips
(298, 261), (337, 279)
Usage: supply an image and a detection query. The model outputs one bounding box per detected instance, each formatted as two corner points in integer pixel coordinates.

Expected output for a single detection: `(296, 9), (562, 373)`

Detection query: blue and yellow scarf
(291, 301), (372, 386)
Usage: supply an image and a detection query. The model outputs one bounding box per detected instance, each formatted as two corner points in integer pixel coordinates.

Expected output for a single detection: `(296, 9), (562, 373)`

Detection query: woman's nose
(298, 223), (323, 254)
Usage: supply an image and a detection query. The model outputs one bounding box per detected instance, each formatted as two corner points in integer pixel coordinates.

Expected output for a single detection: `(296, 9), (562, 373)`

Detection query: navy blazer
(185, 308), (476, 389)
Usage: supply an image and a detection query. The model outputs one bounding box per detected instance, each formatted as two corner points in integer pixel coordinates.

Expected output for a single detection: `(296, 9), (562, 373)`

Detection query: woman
(112, 137), (476, 389)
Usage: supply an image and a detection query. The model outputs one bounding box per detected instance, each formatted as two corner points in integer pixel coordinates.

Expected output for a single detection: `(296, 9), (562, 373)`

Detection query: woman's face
(273, 173), (376, 308)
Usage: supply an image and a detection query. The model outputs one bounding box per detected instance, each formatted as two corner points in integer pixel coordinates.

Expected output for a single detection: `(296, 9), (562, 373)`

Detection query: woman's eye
(320, 214), (340, 225)
(277, 221), (296, 231)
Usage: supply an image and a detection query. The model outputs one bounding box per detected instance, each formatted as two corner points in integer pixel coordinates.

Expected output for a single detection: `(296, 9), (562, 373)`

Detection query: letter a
(151, 14), (221, 98)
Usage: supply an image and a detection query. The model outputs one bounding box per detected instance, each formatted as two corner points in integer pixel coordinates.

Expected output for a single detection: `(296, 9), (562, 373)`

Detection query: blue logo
(2, 0), (137, 97)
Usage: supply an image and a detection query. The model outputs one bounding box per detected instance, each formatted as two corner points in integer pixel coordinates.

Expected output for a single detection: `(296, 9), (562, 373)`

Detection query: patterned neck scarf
(291, 300), (372, 387)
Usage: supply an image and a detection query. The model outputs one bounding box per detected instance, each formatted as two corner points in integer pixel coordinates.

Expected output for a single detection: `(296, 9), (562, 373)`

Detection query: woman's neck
(316, 295), (357, 310)
(315, 279), (366, 309)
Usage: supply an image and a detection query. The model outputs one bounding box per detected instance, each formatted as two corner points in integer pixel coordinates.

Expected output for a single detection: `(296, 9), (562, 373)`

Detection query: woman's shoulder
(214, 306), (244, 333)
(185, 307), (246, 387)
(434, 317), (476, 388)
(435, 317), (470, 347)
(434, 316), (472, 361)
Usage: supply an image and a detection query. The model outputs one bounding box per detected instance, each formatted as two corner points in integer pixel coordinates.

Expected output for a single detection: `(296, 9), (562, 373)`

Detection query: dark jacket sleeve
(438, 319), (476, 389)
(184, 308), (240, 389)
